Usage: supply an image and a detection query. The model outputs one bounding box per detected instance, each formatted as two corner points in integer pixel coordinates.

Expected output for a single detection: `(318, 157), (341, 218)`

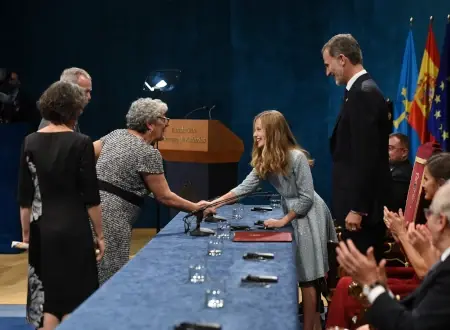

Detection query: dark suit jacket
(330, 73), (391, 226)
(366, 255), (450, 330)
(387, 160), (413, 212)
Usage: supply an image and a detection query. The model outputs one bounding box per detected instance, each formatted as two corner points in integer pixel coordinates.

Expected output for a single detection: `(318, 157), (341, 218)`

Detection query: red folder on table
(233, 231), (292, 242)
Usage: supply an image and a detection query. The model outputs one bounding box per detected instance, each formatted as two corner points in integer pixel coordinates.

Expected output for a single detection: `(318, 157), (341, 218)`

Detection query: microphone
(208, 105), (216, 119)
(183, 188), (271, 237)
(183, 106), (207, 119)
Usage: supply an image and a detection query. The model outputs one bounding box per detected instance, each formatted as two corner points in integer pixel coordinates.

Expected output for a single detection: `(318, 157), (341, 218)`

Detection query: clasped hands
(197, 201), (287, 228)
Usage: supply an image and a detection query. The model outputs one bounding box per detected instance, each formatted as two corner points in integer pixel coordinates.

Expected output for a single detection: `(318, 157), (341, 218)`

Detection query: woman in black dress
(18, 81), (104, 329)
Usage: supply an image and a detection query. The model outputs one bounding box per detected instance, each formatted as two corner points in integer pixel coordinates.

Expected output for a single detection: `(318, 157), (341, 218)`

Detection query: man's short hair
(322, 34), (363, 65)
(60, 67), (91, 84)
(390, 133), (410, 150)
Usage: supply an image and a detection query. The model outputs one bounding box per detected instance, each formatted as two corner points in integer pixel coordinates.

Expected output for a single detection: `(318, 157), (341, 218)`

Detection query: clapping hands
(383, 206), (407, 238)
(407, 222), (433, 255)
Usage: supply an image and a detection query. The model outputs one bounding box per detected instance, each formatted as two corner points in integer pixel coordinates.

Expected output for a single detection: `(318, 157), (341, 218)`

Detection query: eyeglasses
(424, 208), (434, 218)
(158, 116), (170, 125)
(389, 145), (405, 151)
(183, 215), (194, 234)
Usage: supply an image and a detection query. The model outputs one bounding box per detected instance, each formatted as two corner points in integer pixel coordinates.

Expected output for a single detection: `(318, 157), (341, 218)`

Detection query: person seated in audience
(92, 98), (209, 285)
(325, 152), (450, 329)
(386, 133), (412, 212)
(336, 179), (450, 330)
(207, 110), (338, 330)
(18, 81), (104, 330)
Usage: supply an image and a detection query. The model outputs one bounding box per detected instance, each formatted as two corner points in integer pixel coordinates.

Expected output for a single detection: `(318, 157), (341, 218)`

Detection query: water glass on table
(216, 221), (231, 240)
(205, 279), (226, 309)
(188, 261), (207, 283)
(232, 203), (245, 219)
(270, 194), (281, 209)
(207, 235), (224, 256)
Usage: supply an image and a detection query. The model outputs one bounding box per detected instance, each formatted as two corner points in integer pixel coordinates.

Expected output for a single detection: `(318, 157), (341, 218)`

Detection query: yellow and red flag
(408, 22), (440, 145)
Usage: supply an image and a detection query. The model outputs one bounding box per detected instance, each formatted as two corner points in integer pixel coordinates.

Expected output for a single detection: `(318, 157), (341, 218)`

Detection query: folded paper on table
(233, 231), (292, 242)
(11, 241), (29, 249)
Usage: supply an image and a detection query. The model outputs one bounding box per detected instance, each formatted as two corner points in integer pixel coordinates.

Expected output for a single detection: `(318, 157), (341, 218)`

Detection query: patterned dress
(231, 149), (338, 282)
(17, 132), (100, 328)
(95, 129), (164, 285)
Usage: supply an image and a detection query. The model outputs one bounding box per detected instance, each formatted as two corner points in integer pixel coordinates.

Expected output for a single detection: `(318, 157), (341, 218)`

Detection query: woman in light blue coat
(210, 110), (337, 330)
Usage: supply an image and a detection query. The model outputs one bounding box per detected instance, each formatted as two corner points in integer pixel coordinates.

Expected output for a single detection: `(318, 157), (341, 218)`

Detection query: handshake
(194, 200), (219, 218)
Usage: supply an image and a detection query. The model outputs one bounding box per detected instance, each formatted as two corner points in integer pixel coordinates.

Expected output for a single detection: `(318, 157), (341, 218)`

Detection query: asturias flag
(393, 30), (419, 162)
(408, 22), (440, 155)
(428, 21), (450, 151)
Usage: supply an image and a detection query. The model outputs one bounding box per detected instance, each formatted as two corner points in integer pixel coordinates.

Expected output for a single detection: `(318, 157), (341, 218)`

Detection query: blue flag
(428, 23), (450, 151)
(393, 30), (420, 162)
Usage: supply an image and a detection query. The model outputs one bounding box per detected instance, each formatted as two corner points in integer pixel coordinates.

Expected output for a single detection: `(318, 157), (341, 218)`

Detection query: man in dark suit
(387, 133), (413, 212)
(38, 67), (92, 132)
(322, 34), (391, 261)
(336, 180), (450, 330)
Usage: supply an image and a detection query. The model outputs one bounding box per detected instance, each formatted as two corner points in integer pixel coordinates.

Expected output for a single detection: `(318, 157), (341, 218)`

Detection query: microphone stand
(183, 106), (207, 119)
(184, 190), (271, 237)
(154, 140), (161, 233)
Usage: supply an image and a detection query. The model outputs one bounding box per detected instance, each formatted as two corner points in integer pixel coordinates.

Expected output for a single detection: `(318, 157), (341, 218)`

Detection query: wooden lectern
(157, 119), (244, 219)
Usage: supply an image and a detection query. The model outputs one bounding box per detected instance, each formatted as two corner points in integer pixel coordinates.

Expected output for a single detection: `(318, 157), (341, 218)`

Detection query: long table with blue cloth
(58, 205), (300, 330)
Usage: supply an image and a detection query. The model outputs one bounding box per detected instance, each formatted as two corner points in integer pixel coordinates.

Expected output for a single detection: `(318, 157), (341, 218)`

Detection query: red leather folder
(233, 231), (292, 242)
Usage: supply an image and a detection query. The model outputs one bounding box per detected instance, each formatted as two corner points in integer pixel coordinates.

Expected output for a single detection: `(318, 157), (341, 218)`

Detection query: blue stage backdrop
(0, 124), (31, 253)
(1, 0), (448, 230)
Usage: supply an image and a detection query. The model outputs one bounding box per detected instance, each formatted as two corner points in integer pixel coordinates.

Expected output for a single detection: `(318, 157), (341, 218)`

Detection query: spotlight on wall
(143, 69), (181, 93)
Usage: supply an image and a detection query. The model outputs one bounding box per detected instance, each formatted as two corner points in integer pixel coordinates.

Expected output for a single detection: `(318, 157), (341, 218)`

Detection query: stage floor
(0, 228), (156, 305)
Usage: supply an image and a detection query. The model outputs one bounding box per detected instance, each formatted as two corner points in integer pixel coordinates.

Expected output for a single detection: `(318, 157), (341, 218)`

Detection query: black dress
(17, 131), (100, 328)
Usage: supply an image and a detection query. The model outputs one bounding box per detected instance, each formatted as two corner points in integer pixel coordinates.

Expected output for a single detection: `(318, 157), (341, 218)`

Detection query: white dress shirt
(346, 69), (367, 91)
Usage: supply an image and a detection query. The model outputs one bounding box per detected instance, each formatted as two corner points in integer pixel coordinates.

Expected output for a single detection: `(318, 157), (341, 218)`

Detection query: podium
(404, 142), (441, 225)
(157, 119), (244, 219)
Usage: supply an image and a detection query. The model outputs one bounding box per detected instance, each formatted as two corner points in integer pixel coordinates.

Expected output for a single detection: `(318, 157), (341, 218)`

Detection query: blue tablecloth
(58, 205), (300, 330)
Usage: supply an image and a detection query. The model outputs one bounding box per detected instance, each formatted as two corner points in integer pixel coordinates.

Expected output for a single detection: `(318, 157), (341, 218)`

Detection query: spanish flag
(408, 22), (440, 145)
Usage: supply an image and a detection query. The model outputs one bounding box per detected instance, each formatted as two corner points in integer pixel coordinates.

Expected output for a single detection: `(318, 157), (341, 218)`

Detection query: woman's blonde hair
(250, 110), (314, 178)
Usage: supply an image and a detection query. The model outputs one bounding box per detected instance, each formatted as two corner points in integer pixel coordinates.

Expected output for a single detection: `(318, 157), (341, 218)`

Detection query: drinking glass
(205, 279), (226, 309)
(270, 194), (281, 209)
(207, 236), (224, 256)
(188, 262), (206, 283)
(216, 221), (231, 240)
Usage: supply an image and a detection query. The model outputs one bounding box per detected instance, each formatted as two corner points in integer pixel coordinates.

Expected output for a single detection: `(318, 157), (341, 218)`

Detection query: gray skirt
(286, 193), (338, 282)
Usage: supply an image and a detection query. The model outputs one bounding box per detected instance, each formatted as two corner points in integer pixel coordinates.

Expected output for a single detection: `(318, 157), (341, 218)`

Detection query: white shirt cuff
(367, 285), (388, 304)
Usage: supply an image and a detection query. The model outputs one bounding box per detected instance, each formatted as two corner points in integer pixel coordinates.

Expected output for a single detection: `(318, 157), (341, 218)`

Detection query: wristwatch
(362, 281), (384, 297)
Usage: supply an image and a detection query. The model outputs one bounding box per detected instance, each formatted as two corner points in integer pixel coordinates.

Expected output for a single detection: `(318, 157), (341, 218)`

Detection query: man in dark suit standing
(322, 34), (391, 261)
(336, 180), (450, 330)
(38, 67), (92, 132)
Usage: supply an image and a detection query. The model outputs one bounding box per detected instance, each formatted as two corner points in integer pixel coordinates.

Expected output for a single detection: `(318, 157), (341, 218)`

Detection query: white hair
(60, 67), (91, 84)
(126, 98), (168, 133)
(431, 180), (450, 222)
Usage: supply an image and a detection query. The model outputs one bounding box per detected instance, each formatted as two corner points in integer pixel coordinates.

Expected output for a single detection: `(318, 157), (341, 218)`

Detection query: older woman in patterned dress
(208, 110), (338, 330)
(93, 98), (209, 284)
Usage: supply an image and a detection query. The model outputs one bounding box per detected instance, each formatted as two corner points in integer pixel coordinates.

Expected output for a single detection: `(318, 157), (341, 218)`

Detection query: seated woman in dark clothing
(18, 81), (104, 330)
